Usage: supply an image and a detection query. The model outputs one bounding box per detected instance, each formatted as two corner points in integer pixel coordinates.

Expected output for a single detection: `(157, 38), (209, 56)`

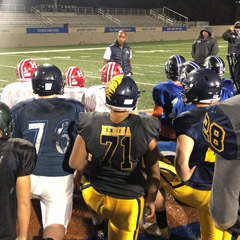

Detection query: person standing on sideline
(0, 102), (36, 240)
(191, 26), (218, 65)
(69, 75), (160, 240)
(222, 21), (240, 54)
(11, 64), (85, 240)
(103, 30), (132, 76)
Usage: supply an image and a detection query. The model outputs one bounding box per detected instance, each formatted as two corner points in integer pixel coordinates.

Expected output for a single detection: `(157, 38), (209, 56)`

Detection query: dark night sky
(0, 0), (238, 24)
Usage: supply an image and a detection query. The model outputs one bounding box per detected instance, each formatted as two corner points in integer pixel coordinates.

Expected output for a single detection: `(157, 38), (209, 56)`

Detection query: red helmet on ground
(63, 66), (85, 87)
(16, 59), (38, 81)
(101, 62), (124, 84)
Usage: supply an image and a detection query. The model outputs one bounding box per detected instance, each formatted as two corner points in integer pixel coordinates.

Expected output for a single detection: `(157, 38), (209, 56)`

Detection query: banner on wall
(26, 27), (68, 34)
(105, 27), (136, 33)
(162, 26), (187, 31)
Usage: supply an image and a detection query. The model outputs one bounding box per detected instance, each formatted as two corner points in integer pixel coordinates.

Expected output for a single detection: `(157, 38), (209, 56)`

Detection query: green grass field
(0, 38), (229, 110)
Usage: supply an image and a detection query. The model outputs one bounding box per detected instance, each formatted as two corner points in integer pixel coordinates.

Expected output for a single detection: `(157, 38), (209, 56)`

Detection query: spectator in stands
(1, 58), (38, 108)
(191, 26), (218, 65)
(103, 30), (132, 76)
(222, 21), (240, 54)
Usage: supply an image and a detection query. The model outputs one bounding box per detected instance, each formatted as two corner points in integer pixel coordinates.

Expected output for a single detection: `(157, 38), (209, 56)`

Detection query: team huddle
(1, 47), (240, 240)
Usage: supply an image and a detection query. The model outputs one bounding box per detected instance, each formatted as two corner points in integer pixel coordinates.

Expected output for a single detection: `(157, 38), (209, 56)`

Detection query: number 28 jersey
(203, 95), (240, 160)
(77, 112), (159, 199)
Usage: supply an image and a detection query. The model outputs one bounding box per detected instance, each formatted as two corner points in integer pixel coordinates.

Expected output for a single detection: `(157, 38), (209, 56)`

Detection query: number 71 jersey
(203, 95), (240, 160)
(77, 112), (159, 199)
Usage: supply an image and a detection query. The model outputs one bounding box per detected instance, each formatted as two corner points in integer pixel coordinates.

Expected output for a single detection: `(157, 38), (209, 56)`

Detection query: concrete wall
(0, 25), (229, 48)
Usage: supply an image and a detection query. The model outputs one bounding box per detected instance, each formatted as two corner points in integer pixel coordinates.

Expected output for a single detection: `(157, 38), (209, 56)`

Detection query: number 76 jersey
(203, 95), (240, 160)
(11, 97), (84, 176)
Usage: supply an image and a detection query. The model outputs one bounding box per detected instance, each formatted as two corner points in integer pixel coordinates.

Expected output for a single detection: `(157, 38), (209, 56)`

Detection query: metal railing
(30, 7), (53, 26)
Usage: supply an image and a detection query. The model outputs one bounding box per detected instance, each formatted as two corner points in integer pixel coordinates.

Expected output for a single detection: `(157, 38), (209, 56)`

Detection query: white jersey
(60, 87), (87, 103)
(1, 81), (36, 108)
(82, 85), (110, 112)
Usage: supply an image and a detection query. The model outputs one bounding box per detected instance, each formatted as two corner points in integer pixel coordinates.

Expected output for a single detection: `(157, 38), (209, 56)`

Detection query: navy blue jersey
(0, 138), (36, 239)
(78, 112), (159, 199)
(203, 95), (240, 160)
(152, 80), (182, 126)
(12, 97), (84, 176)
(173, 107), (215, 190)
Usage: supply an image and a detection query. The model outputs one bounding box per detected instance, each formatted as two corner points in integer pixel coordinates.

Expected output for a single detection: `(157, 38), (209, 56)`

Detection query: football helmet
(203, 55), (225, 76)
(180, 61), (202, 82)
(101, 62), (124, 84)
(16, 58), (38, 82)
(105, 75), (138, 111)
(165, 55), (186, 79)
(181, 69), (222, 104)
(32, 64), (64, 96)
(63, 66), (85, 87)
(0, 102), (13, 139)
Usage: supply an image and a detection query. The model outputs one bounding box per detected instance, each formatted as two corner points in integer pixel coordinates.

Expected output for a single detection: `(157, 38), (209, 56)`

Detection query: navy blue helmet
(105, 75), (139, 111)
(181, 69), (222, 104)
(32, 64), (64, 96)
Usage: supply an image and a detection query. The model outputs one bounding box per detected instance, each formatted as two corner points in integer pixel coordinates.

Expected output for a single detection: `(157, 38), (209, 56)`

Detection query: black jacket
(191, 26), (218, 65)
(222, 29), (239, 54)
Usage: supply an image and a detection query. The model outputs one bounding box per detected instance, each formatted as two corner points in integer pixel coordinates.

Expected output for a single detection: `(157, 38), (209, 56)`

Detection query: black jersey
(11, 97), (84, 176)
(173, 107), (215, 190)
(0, 138), (36, 240)
(203, 95), (240, 160)
(78, 112), (159, 199)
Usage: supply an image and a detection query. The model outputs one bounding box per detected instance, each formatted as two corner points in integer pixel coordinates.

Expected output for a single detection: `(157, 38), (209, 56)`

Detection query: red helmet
(16, 59), (38, 81)
(63, 66), (85, 87)
(101, 62), (124, 84)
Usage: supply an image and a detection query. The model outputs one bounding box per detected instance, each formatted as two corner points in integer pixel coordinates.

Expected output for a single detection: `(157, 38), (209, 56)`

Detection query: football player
(152, 54), (186, 140)
(1, 58), (38, 108)
(61, 66), (87, 102)
(11, 64), (85, 240)
(172, 60), (203, 118)
(203, 55), (236, 96)
(0, 102), (36, 240)
(69, 75), (160, 240)
(203, 95), (240, 237)
(82, 61), (123, 112)
(159, 69), (233, 240)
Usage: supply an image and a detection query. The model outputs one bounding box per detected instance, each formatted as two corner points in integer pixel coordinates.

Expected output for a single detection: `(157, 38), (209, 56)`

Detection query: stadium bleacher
(0, 4), (188, 28)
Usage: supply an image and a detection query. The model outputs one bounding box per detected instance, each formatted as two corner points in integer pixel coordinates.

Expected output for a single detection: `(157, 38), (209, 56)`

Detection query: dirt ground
(25, 192), (199, 239)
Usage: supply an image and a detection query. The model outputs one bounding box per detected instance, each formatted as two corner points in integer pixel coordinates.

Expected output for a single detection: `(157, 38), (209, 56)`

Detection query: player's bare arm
(143, 139), (160, 219)
(69, 134), (88, 171)
(174, 134), (196, 181)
